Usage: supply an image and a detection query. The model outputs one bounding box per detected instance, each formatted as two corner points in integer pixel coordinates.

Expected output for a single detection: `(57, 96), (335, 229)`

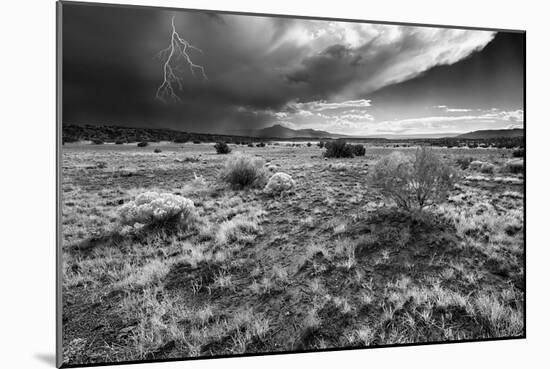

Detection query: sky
(62, 3), (525, 137)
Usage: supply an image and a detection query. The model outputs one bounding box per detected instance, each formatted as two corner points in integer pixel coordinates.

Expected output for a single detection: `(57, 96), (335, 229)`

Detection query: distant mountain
(235, 125), (526, 140)
(456, 128), (524, 139)
(365, 132), (461, 139)
(232, 124), (348, 139)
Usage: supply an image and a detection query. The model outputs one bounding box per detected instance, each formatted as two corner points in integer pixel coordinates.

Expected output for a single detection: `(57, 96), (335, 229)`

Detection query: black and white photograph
(58, 1), (525, 367)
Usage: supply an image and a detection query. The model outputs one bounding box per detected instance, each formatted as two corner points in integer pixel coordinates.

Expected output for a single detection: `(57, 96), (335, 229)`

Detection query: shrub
(216, 212), (264, 245)
(154, 148), (162, 153)
(318, 141), (325, 149)
(455, 156), (474, 170)
(214, 141), (232, 154)
(92, 139), (104, 145)
(324, 140), (354, 158)
(247, 143), (254, 147)
(118, 192), (195, 226)
(512, 149), (524, 158)
(63, 136), (79, 144)
(307, 142), (312, 147)
(115, 140), (125, 145)
(193, 140), (201, 144)
(506, 159), (524, 174)
(480, 162), (496, 174)
(468, 160), (483, 170)
(221, 155), (267, 189)
(370, 147), (456, 212)
(264, 172), (296, 195)
(174, 137), (187, 143)
(352, 144), (366, 156)
(256, 142), (266, 148)
(266, 164), (278, 172)
(137, 141), (148, 147)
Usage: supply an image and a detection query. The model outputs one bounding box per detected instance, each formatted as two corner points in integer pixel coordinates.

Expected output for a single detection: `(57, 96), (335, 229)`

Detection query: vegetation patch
(118, 192), (196, 228)
(61, 142), (524, 365)
(220, 155), (268, 190)
(369, 147), (457, 212)
(214, 142), (231, 154)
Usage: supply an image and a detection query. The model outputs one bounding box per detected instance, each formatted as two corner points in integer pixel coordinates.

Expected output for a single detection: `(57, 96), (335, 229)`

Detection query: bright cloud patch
(281, 21), (495, 99)
(267, 99), (375, 133)
(264, 104), (524, 136)
(288, 99), (372, 112)
(368, 109), (524, 136)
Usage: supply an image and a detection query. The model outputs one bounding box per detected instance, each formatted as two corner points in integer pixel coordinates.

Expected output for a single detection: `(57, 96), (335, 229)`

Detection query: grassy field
(61, 142), (524, 366)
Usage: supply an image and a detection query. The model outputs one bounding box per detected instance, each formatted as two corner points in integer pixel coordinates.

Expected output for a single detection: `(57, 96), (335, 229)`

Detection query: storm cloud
(62, 3), (524, 136)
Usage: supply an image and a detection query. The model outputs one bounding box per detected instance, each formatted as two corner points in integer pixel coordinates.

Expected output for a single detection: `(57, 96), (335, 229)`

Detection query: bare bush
(221, 155), (267, 189)
(370, 147), (457, 212)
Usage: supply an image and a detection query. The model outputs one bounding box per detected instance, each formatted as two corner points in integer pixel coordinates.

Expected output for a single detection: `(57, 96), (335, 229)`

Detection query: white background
(0, 0), (547, 368)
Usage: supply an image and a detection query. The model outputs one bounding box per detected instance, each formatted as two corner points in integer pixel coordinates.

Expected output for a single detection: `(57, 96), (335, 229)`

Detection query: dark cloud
(61, 3), (522, 135)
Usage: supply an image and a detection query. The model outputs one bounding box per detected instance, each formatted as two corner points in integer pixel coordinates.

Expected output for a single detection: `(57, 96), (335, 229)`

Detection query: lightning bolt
(156, 16), (207, 103)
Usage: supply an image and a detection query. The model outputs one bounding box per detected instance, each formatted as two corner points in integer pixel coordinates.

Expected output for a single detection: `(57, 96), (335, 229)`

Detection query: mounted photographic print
(57, 1), (525, 367)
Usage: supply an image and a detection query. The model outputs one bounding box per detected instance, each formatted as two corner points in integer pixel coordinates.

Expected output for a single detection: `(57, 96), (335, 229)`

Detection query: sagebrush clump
(455, 157), (474, 170)
(352, 144), (366, 156)
(264, 172), (296, 195)
(469, 160), (483, 171)
(480, 162), (496, 174)
(370, 147), (456, 212)
(214, 142), (231, 154)
(512, 149), (524, 158)
(324, 140), (354, 158)
(506, 159), (524, 174)
(221, 155), (267, 189)
(118, 191), (196, 226)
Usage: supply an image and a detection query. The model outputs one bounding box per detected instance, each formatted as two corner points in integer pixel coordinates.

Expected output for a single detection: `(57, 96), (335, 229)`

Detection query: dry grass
(61, 143), (524, 366)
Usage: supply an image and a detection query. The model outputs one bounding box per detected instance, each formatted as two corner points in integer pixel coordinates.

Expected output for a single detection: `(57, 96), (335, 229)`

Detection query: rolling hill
(456, 128), (524, 139)
(232, 124), (348, 139)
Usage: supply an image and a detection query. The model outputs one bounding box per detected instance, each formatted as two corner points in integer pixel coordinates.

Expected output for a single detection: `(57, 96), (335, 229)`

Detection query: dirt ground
(60, 142), (524, 366)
